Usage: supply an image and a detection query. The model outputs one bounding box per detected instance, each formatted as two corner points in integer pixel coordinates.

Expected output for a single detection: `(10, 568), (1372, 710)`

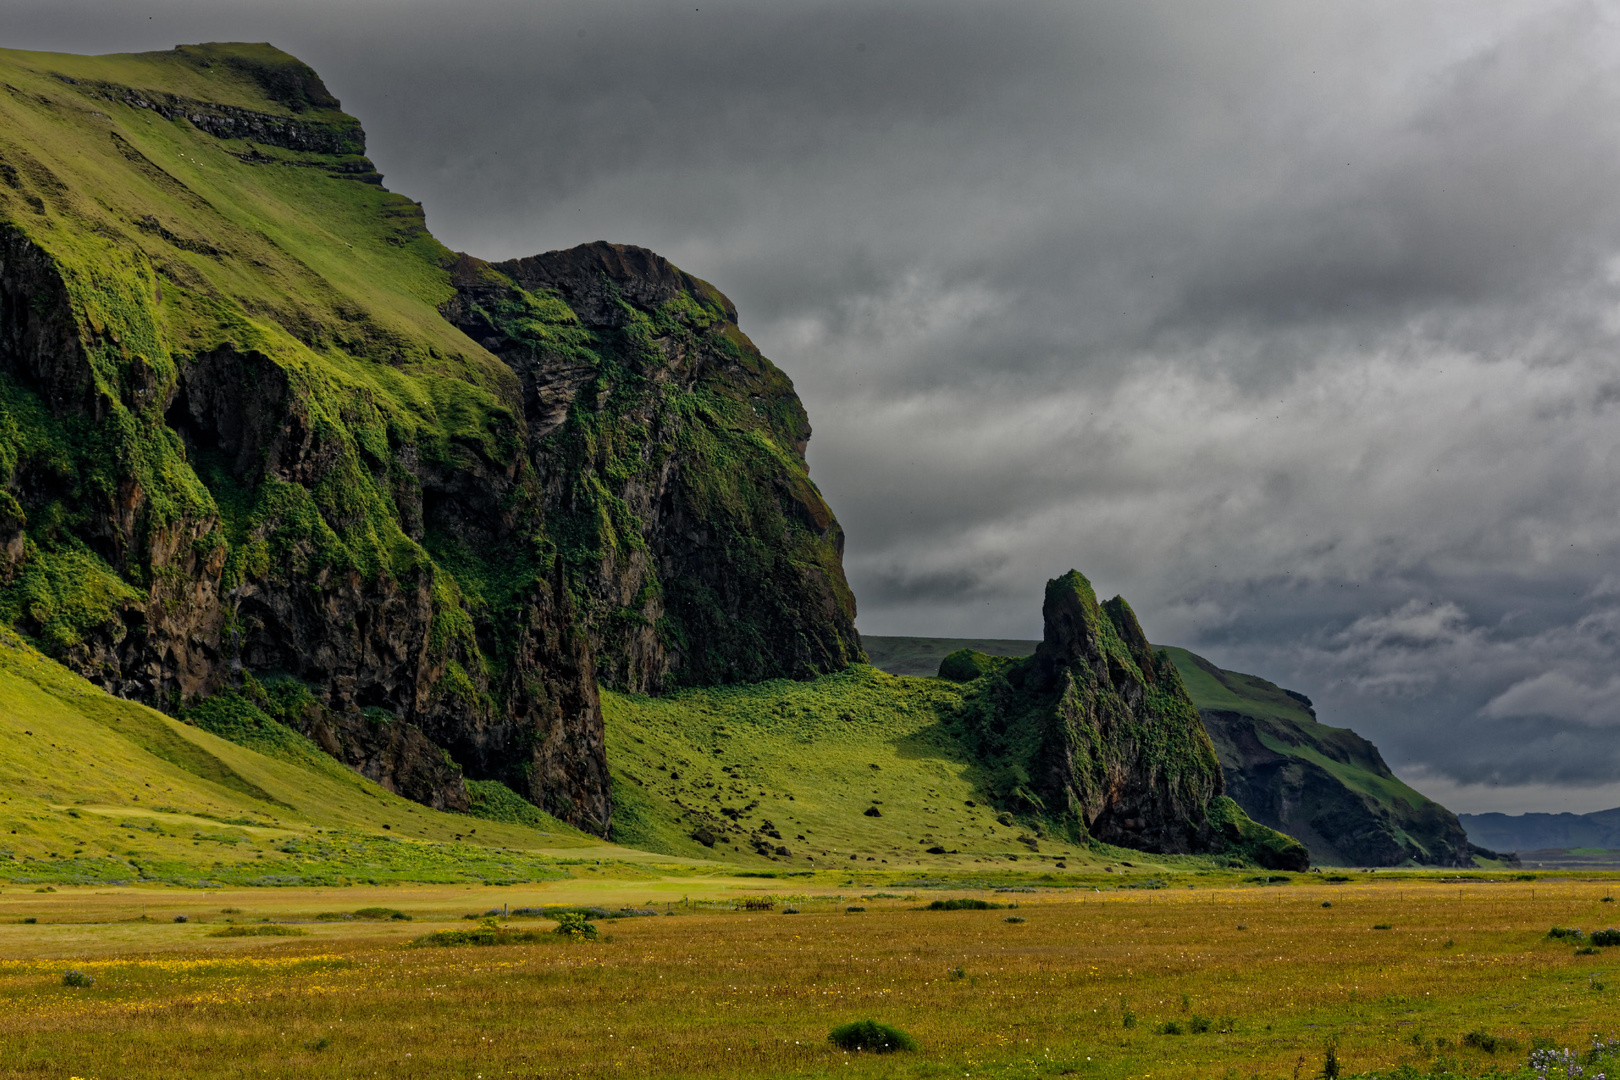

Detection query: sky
(8, 0), (1620, 814)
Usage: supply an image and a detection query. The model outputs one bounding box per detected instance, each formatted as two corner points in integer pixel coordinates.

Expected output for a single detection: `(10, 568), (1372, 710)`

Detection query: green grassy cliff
(0, 43), (860, 834)
(1163, 647), (1473, 867)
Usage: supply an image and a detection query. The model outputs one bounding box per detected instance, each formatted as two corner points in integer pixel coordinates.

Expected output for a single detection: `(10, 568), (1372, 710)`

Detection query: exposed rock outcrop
(441, 241), (863, 693)
(942, 570), (1308, 869)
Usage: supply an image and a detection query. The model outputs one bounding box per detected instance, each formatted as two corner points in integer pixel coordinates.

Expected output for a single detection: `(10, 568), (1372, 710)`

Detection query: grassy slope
(604, 664), (1245, 874)
(0, 630), (637, 887)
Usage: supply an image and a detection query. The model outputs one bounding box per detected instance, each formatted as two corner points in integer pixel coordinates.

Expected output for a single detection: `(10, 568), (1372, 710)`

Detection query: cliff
(1163, 647), (1474, 867)
(939, 571), (1308, 869)
(0, 42), (859, 835)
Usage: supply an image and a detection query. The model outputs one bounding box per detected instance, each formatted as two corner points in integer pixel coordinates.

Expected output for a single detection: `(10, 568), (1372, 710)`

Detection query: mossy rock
(938, 648), (998, 682)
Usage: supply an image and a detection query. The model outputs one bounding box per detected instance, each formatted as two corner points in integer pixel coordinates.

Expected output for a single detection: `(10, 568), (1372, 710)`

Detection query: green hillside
(1160, 646), (1472, 867)
(862, 635), (1473, 867)
(603, 665), (1088, 868)
(0, 627), (622, 888)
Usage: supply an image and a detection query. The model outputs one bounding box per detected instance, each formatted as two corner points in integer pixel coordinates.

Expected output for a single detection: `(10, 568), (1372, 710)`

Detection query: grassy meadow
(3, 873), (1619, 1079)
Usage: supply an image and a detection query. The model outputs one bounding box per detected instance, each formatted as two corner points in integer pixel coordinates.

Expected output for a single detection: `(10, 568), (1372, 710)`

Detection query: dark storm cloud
(9, 1), (1620, 810)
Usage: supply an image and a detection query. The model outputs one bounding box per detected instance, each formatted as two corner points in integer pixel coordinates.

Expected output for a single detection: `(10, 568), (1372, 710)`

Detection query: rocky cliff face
(440, 242), (862, 692)
(1161, 646), (1472, 867)
(941, 571), (1308, 868)
(0, 43), (859, 835)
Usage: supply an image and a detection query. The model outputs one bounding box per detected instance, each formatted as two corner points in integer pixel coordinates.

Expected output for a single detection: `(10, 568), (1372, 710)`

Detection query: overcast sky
(10, 0), (1620, 814)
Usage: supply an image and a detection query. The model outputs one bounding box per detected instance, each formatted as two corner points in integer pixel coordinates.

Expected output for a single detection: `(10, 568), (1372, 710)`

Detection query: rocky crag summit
(938, 571), (1309, 869)
(0, 43), (859, 835)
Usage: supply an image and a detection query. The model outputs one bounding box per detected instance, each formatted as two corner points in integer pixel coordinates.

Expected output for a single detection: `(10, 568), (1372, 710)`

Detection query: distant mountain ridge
(1459, 808), (1620, 853)
(863, 634), (1475, 866)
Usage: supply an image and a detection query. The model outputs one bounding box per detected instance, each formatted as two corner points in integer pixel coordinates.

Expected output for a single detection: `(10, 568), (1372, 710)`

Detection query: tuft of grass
(60, 969), (93, 987)
(827, 1020), (917, 1053)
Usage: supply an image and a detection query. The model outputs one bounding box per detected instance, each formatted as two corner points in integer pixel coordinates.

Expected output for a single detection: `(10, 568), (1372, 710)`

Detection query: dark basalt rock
(944, 570), (1308, 868)
(442, 241), (863, 693)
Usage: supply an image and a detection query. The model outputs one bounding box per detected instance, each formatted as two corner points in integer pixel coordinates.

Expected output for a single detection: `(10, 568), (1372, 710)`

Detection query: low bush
(926, 898), (1001, 911)
(61, 970), (93, 988)
(1590, 928), (1620, 946)
(1189, 1014), (1212, 1034)
(1004, 916), (1026, 923)
(552, 912), (598, 939)
(173, 915), (188, 923)
(846, 906), (866, 913)
(1576, 945), (1600, 956)
(1461, 1030), (1518, 1053)
(1373, 924), (1392, 930)
(827, 1020), (917, 1053)
(352, 907), (411, 921)
(412, 918), (549, 948)
(1160, 1020), (1184, 1035)
(1548, 926), (1586, 941)
(207, 925), (309, 938)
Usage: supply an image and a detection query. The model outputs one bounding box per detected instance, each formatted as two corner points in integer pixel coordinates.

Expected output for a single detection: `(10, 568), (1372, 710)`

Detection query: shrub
(352, 907), (411, 921)
(1549, 926), (1586, 941)
(926, 898), (1001, 911)
(1004, 916), (1026, 923)
(22, 917), (36, 924)
(1576, 945), (1600, 956)
(1160, 1020), (1184, 1035)
(782, 907), (800, 915)
(173, 915), (189, 923)
(1462, 1030), (1518, 1053)
(412, 918), (548, 947)
(827, 1020), (917, 1053)
(1321, 901), (1332, 908)
(553, 912), (598, 939)
(1590, 928), (1620, 946)
(846, 906), (866, 913)
(61, 969), (93, 988)
(1372, 924), (1392, 930)
(1189, 1014), (1212, 1034)
(208, 925), (308, 938)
